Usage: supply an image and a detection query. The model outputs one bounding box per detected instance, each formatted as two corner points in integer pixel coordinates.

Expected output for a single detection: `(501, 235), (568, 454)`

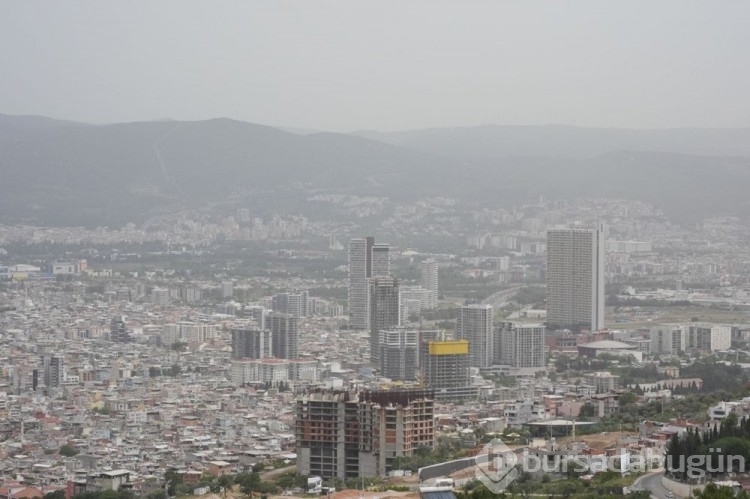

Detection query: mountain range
(1, 113), (749, 226)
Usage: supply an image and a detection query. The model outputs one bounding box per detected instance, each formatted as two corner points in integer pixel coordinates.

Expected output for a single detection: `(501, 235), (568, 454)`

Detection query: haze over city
(2, 1), (750, 131)
(2, 3), (750, 499)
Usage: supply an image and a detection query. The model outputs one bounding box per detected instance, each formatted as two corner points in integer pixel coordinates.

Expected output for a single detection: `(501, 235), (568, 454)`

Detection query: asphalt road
(632, 471), (672, 499)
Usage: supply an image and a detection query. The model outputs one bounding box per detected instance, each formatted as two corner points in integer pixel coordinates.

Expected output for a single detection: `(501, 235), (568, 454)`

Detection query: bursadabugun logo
(474, 437), (520, 493)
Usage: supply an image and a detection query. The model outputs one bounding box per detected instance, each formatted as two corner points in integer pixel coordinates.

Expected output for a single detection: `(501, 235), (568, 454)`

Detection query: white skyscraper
(456, 304), (494, 368)
(421, 259), (439, 309)
(546, 224), (606, 331)
(348, 237), (390, 330)
(348, 238), (370, 330)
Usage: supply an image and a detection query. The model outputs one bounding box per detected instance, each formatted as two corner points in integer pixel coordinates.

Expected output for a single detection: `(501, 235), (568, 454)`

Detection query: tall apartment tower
(268, 313), (299, 359)
(43, 356), (64, 387)
(496, 322), (546, 368)
(650, 325), (687, 354)
(348, 238), (371, 330)
(369, 276), (400, 364)
(231, 328), (273, 360)
(456, 304), (494, 368)
(272, 290), (308, 317)
(348, 237), (390, 330)
(371, 243), (390, 277)
(421, 259), (439, 309)
(546, 224), (606, 331)
(379, 328), (418, 381)
(110, 316), (130, 343)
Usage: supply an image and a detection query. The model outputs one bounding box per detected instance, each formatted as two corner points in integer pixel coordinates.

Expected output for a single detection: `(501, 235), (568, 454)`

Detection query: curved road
(481, 285), (525, 308)
(632, 471), (672, 499)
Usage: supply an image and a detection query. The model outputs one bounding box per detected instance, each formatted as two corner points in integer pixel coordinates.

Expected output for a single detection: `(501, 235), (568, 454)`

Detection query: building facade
(420, 259), (439, 309)
(379, 328), (418, 381)
(231, 328), (273, 360)
(496, 322), (546, 368)
(268, 313), (299, 359)
(456, 304), (494, 368)
(369, 276), (400, 364)
(546, 225), (606, 331)
(295, 389), (434, 479)
(422, 340), (476, 402)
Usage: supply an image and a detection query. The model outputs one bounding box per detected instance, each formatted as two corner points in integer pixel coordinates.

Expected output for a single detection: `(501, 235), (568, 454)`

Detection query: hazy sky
(1, 1), (749, 131)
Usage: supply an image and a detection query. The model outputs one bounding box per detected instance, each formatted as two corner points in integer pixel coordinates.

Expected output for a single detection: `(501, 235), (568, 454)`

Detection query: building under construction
(421, 339), (478, 402)
(295, 388), (435, 479)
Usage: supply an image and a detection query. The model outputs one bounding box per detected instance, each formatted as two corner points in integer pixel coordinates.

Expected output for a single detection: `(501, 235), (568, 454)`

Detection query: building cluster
(4, 193), (750, 496)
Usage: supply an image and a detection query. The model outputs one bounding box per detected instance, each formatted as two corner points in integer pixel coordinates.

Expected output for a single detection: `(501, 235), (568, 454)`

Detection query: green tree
(43, 491), (66, 499)
(164, 468), (183, 496)
(59, 444), (79, 457)
(693, 483), (750, 499)
(236, 472), (262, 495)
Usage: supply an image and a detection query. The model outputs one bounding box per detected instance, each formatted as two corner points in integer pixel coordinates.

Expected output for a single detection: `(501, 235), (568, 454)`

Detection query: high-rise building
(546, 224), (606, 331)
(399, 285), (430, 322)
(369, 276), (400, 363)
(650, 325), (687, 354)
(269, 313), (299, 359)
(110, 316), (130, 343)
(222, 281), (234, 299)
(379, 328), (418, 381)
(42, 356), (63, 387)
(371, 243), (390, 277)
(456, 304), (494, 368)
(688, 324), (731, 351)
(496, 322), (546, 368)
(421, 259), (439, 309)
(245, 305), (266, 330)
(295, 388), (434, 479)
(422, 340), (476, 402)
(349, 237), (391, 330)
(272, 290), (309, 317)
(348, 238), (371, 330)
(151, 287), (170, 306)
(231, 328), (273, 360)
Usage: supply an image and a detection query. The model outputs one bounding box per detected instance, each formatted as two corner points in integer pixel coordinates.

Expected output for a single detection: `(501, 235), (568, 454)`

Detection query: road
(481, 286), (525, 308)
(631, 471), (672, 499)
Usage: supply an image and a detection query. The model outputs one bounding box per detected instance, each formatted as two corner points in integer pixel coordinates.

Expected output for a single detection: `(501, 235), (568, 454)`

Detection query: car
(665, 491), (674, 499)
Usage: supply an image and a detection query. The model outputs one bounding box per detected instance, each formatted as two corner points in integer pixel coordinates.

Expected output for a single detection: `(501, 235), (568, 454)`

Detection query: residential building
(688, 324), (731, 351)
(269, 313), (299, 359)
(43, 355), (64, 387)
(348, 237), (372, 330)
(231, 328), (273, 360)
(421, 259), (439, 309)
(546, 225), (606, 331)
(272, 290), (309, 317)
(650, 325), (688, 354)
(379, 328), (418, 381)
(585, 372), (621, 393)
(496, 322), (546, 368)
(110, 316), (130, 343)
(371, 243), (390, 277)
(369, 276), (400, 364)
(456, 304), (493, 368)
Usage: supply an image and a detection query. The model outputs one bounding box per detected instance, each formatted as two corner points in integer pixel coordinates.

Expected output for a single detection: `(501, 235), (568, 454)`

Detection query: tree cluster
(665, 412), (750, 481)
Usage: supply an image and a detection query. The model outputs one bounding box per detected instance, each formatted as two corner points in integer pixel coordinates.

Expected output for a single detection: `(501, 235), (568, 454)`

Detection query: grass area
(606, 305), (750, 328)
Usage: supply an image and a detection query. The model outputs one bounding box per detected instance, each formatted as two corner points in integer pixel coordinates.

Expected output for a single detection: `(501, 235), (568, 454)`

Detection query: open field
(607, 305), (750, 329)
